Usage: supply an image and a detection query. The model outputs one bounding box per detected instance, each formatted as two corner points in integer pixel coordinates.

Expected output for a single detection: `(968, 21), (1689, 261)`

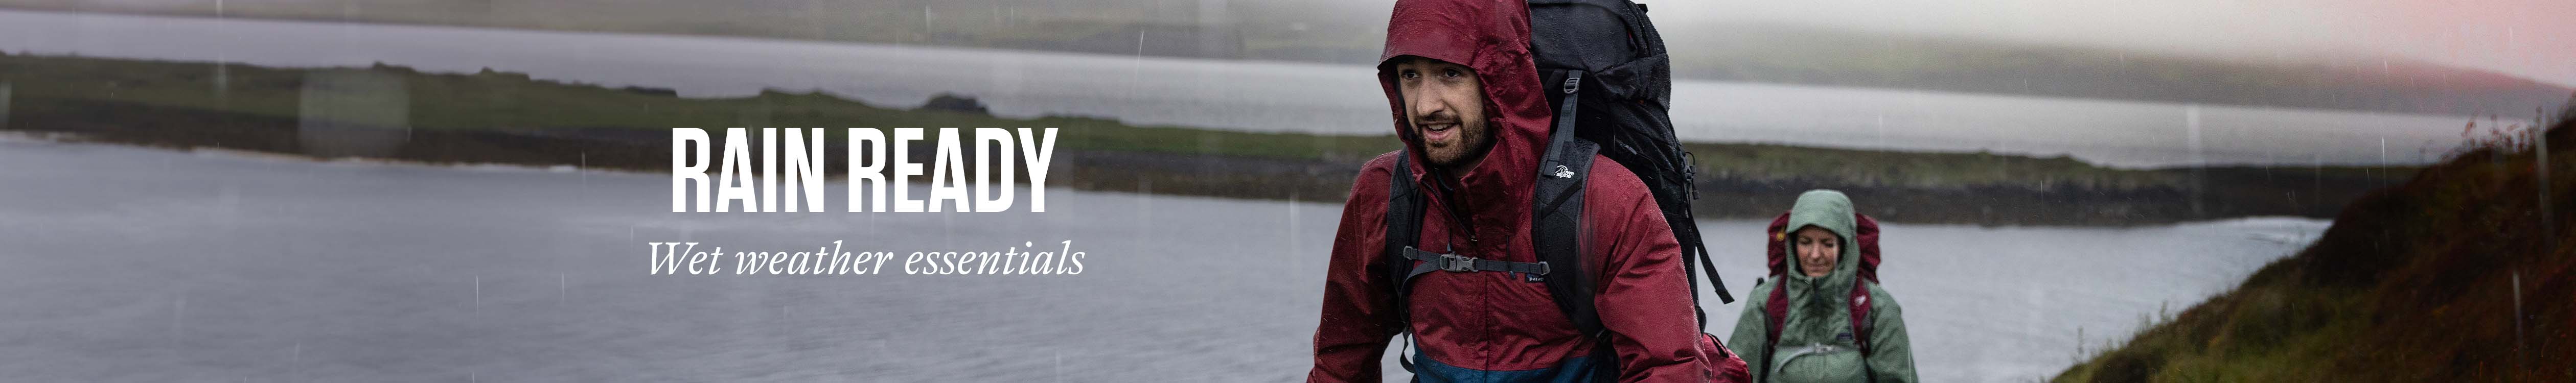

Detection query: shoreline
(0, 100), (2401, 227)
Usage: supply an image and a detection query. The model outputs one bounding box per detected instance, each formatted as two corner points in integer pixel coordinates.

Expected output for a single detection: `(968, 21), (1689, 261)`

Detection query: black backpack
(1385, 1), (1732, 381)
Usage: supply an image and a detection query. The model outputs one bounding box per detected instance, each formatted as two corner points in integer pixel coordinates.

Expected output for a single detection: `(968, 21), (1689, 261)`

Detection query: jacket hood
(1783, 190), (1860, 321)
(1375, 0), (1554, 245)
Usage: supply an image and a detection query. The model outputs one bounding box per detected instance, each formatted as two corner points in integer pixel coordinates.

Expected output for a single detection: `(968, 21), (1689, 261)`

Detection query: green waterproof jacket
(1727, 190), (1918, 383)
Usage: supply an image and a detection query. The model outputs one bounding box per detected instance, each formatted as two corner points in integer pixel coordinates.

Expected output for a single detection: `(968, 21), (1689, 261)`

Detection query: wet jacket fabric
(1308, 0), (1716, 381)
(1725, 190), (1917, 383)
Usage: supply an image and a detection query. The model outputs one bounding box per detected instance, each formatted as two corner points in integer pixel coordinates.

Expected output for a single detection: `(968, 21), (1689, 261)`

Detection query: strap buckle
(1440, 254), (1478, 273)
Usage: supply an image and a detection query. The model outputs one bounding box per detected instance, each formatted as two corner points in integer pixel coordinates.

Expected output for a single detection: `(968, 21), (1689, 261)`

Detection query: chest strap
(1400, 246), (1551, 282)
(1772, 342), (1854, 373)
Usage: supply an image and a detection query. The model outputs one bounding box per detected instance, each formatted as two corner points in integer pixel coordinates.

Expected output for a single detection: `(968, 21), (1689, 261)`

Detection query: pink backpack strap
(1849, 282), (1874, 356)
(1763, 276), (1789, 346)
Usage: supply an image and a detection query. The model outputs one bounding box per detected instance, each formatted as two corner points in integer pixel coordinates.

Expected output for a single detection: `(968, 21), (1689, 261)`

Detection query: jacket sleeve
(1864, 285), (1918, 383)
(1728, 283), (1774, 383)
(1592, 193), (1713, 383)
(1308, 161), (1400, 383)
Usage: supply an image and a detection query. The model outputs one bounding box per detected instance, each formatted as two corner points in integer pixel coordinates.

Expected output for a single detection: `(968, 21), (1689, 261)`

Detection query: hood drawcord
(1425, 167), (1482, 247)
(1391, 92), (1479, 248)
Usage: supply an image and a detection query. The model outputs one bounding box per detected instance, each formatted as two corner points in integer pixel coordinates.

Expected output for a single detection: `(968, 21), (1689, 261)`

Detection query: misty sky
(44, 0), (2576, 87)
(1642, 0), (2576, 87)
(1295, 0), (2574, 87)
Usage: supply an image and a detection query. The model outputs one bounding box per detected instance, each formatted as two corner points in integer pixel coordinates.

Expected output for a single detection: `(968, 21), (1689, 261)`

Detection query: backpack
(1756, 211), (1883, 378)
(1382, 1), (1743, 381)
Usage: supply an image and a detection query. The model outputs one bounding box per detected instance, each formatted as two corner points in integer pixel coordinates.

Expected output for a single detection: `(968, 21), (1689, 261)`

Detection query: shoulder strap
(1383, 153), (1427, 373)
(1851, 282), (1874, 356)
(1385, 154), (1425, 314)
(1853, 281), (1877, 382)
(1534, 71), (1597, 338)
(1532, 70), (1618, 383)
(1762, 276), (1788, 378)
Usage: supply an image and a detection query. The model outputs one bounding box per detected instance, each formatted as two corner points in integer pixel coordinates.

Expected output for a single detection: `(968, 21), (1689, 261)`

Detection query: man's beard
(1423, 119), (1496, 172)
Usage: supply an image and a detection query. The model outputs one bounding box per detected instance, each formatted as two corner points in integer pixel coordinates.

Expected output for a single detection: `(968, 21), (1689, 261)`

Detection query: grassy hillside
(2054, 104), (2574, 381)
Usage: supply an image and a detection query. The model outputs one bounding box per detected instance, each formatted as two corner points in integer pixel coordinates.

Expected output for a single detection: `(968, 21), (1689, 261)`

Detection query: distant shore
(0, 6), (2561, 117)
(0, 53), (2421, 225)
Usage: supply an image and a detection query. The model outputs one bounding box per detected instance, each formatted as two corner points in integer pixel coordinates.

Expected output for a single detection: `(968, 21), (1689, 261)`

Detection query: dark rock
(618, 86), (677, 97)
(920, 93), (991, 116)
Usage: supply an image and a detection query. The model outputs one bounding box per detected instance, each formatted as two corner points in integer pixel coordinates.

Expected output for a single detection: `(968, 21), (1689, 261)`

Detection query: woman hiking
(1727, 189), (1918, 383)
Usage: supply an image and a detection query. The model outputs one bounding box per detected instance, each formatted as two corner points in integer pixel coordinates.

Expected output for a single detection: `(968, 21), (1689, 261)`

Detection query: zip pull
(1427, 176), (1480, 247)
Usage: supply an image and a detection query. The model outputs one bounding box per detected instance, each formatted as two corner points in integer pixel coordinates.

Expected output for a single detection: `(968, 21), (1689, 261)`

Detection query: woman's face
(1793, 226), (1841, 278)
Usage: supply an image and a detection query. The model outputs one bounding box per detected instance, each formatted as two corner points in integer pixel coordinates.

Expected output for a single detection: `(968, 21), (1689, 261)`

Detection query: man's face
(1392, 57), (1493, 172)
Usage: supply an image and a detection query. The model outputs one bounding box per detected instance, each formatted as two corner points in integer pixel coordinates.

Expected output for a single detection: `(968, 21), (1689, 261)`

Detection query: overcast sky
(60, 0), (2576, 87)
(1632, 0), (2576, 87)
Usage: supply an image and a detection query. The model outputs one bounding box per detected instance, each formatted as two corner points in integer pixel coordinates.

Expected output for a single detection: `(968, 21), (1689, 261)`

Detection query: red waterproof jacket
(1308, 0), (1720, 381)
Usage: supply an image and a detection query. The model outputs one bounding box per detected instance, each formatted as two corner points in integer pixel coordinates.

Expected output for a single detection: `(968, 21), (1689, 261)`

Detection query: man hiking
(1307, 1), (1743, 382)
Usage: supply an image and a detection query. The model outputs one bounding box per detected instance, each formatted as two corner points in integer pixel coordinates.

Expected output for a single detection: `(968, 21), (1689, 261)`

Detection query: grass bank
(2054, 104), (2574, 381)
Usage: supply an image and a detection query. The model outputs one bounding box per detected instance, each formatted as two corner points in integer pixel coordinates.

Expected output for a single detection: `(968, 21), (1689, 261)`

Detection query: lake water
(0, 136), (2326, 382)
(0, 9), (2496, 168)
